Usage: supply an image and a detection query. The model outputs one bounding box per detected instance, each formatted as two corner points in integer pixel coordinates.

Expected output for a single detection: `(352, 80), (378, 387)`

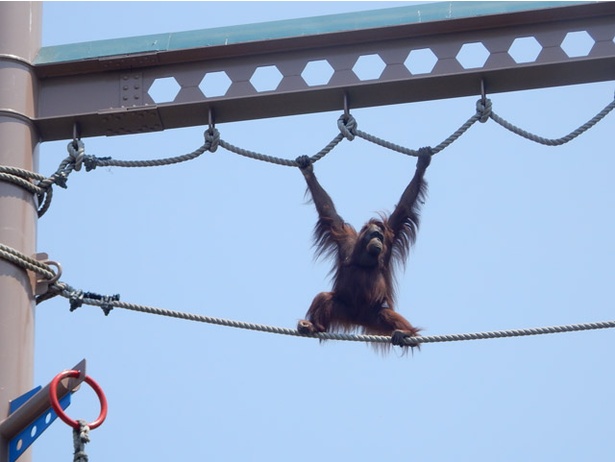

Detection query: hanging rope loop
(489, 97), (615, 146)
(38, 277), (615, 347)
(38, 85), (614, 182)
(2, 239), (610, 347)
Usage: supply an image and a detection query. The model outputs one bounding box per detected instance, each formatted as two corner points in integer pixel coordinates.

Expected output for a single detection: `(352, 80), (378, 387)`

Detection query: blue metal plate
(8, 392), (71, 462)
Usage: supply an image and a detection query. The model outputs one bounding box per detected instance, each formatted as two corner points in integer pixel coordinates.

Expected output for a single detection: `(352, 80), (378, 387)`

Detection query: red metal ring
(49, 370), (108, 430)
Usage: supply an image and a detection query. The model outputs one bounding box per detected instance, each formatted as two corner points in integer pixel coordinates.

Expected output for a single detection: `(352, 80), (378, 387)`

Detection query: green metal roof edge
(35, 1), (588, 65)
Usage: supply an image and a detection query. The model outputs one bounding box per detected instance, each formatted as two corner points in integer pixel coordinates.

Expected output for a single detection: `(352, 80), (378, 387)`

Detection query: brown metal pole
(0, 2), (42, 462)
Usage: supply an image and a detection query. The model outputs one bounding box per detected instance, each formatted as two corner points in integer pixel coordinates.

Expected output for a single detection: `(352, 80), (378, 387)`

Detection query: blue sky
(33, 2), (614, 461)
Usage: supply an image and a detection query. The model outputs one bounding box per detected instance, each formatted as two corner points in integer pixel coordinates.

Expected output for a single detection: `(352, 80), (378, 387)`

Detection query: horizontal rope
(5, 89), (613, 347)
(2, 240), (609, 346)
(43, 281), (615, 347)
(0, 249), (608, 347)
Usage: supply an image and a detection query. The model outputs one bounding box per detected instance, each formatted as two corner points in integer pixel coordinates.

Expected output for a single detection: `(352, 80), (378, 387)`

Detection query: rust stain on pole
(0, 2), (41, 462)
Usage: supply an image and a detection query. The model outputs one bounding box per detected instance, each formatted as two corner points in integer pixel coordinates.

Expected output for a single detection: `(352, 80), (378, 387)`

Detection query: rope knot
(67, 140), (85, 172)
(204, 128), (220, 152)
(337, 114), (357, 141)
(476, 98), (492, 123)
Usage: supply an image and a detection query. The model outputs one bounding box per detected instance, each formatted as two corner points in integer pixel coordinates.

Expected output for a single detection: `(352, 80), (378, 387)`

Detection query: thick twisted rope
(0, 140), (90, 216)
(37, 90), (615, 186)
(72, 420), (90, 462)
(71, 105), (488, 172)
(82, 130), (218, 170)
(41, 281), (615, 347)
(0, 133), (219, 217)
(218, 132), (345, 166)
(488, 97), (615, 146)
(0, 243), (56, 280)
(354, 107), (485, 156)
(216, 107), (486, 164)
(1, 247), (612, 347)
(0, 165), (46, 192)
(0, 165), (53, 216)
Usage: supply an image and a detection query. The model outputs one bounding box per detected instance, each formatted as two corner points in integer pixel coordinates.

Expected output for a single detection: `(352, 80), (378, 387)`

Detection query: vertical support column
(0, 2), (42, 461)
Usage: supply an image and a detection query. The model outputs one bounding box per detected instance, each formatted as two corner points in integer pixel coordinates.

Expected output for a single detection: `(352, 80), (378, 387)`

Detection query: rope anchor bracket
(0, 360), (87, 462)
(31, 252), (62, 297)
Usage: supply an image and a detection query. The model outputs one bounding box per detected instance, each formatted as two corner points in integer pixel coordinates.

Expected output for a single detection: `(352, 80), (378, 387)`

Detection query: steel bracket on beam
(99, 106), (163, 136)
(0, 360), (86, 462)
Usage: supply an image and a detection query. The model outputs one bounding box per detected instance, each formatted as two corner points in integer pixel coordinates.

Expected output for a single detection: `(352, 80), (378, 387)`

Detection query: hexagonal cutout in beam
(508, 36), (542, 64)
(404, 48), (438, 75)
(199, 71), (232, 98)
(250, 65), (283, 92)
(456, 42), (490, 69)
(352, 54), (386, 81)
(301, 59), (335, 87)
(148, 77), (181, 103)
(561, 31), (594, 58)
